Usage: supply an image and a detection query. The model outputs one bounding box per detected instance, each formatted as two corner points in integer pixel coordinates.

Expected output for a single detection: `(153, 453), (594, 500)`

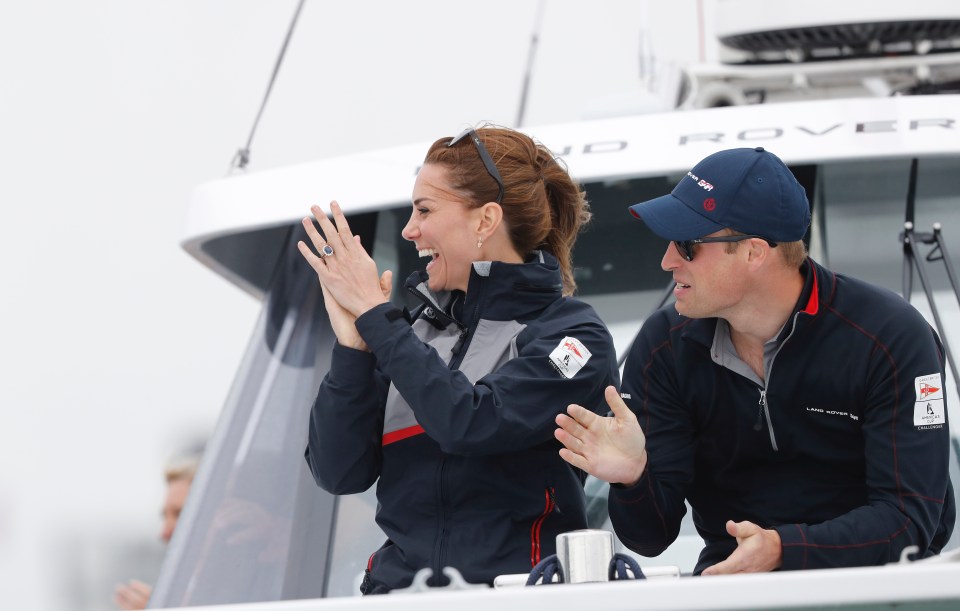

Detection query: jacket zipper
(755, 387), (779, 451)
(451, 327), (468, 356)
(405, 283), (472, 360)
(408, 276), (482, 580)
(754, 389), (766, 431)
(758, 310), (807, 452)
(431, 457), (447, 585)
(449, 285), (483, 368)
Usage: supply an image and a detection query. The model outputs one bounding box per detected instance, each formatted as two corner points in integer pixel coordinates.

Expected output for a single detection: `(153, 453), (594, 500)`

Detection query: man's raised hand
(554, 385), (648, 486)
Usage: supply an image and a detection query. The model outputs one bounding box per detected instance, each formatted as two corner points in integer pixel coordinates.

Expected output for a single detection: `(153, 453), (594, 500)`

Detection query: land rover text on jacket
(305, 251), (619, 592)
(610, 258), (955, 574)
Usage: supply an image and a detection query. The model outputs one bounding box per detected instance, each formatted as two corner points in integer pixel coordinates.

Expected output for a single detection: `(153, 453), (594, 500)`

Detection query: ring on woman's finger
(319, 245), (335, 258)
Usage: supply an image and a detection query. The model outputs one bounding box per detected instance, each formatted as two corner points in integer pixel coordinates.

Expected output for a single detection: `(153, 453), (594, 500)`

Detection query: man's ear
(476, 202), (504, 239)
(745, 237), (771, 267)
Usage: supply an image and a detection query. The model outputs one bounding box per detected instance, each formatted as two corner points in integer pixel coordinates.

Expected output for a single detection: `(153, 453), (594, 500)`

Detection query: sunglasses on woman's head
(673, 235), (777, 261)
(448, 128), (505, 204)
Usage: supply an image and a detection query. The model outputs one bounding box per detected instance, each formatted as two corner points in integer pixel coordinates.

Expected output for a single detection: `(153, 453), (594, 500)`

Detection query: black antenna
(515, 0), (546, 128)
(902, 158), (919, 297)
(905, 157), (919, 226)
(230, 0), (308, 173)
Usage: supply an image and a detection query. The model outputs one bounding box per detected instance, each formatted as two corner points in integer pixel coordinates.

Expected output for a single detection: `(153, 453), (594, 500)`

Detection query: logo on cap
(703, 198), (716, 212)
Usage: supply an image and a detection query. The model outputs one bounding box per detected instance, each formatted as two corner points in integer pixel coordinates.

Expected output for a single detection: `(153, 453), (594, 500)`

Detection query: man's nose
(661, 242), (681, 271)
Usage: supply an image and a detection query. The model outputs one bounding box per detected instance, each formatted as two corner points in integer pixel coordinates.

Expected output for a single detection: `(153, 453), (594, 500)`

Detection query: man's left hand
(701, 520), (783, 575)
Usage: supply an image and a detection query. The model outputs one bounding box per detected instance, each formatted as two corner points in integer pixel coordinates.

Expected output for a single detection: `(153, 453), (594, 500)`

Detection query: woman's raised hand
(298, 201), (393, 350)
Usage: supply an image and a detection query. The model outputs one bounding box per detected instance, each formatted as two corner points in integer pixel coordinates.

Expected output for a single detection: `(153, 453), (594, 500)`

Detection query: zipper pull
(754, 389), (766, 431)
(451, 327), (468, 355)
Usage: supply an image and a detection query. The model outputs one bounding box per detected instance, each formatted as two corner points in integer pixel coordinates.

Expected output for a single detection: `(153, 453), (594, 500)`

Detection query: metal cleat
(392, 567), (490, 594)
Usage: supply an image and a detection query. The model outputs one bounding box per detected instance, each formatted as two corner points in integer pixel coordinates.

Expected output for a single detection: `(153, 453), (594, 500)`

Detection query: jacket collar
(404, 250), (563, 328)
(683, 257), (833, 348)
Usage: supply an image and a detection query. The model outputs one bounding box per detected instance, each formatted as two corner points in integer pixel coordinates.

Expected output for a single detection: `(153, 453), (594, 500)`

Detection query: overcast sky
(0, 2), (703, 609)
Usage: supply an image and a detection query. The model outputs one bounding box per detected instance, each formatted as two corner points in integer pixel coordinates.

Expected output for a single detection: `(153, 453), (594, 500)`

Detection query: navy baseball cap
(628, 147), (811, 242)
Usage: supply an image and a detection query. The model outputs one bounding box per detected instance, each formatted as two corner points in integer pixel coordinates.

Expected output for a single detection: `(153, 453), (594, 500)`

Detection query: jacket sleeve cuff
(355, 303), (410, 352)
(774, 523), (807, 571)
(329, 341), (378, 383)
(609, 471), (652, 504)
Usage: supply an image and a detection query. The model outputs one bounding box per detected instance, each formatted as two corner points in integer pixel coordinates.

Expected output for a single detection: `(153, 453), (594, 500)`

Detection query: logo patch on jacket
(914, 373), (946, 428)
(549, 337), (591, 379)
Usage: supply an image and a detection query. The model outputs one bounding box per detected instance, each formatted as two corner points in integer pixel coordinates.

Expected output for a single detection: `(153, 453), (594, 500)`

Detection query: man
(114, 454), (199, 610)
(555, 146), (955, 575)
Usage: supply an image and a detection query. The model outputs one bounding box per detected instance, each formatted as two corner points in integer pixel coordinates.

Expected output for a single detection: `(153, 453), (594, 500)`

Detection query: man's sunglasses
(448, 128), (505, 203)
(673, 235), (777, 261)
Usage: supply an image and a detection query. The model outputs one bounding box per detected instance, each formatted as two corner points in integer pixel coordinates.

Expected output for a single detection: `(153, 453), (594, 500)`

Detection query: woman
(300, 126), (618, 593)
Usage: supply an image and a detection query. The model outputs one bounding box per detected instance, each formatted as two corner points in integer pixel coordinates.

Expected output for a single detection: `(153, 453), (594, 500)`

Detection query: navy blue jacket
(610, 258), (955, 573)
(305, 252), (619, 592)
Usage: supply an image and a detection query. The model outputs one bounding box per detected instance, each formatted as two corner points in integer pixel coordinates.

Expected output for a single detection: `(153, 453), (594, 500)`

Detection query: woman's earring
(477, 236), (483, 249)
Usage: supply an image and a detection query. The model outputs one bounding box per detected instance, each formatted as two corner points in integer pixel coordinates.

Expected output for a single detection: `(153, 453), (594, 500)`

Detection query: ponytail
(536, 149), (591, 295)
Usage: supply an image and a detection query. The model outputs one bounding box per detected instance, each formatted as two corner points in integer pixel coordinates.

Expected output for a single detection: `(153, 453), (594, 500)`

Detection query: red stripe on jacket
(382, 425), (425, 446)
(530, 488), (556, 566)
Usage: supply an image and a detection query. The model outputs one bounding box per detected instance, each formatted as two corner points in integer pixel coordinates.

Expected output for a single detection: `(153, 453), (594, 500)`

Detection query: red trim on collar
(802, 268), (819, 315)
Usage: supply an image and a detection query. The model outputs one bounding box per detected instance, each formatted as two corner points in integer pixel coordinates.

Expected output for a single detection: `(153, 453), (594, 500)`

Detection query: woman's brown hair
(423, 125), (591, 295)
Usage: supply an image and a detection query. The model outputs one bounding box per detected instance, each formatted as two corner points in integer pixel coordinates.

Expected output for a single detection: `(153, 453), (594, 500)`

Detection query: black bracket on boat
(900, 158), (960, 390)
(617, 278), (676, 369)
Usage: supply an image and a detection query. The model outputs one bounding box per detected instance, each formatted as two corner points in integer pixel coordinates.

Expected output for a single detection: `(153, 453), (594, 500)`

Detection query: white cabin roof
(182, 94), (960, 294)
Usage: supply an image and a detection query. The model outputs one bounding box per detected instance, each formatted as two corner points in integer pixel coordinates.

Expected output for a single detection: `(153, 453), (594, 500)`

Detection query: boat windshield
(150, 155), (960, 605)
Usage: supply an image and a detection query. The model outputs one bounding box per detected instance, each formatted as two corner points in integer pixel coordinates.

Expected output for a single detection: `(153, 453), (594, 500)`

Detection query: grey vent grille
(721, 20), (960, 54)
